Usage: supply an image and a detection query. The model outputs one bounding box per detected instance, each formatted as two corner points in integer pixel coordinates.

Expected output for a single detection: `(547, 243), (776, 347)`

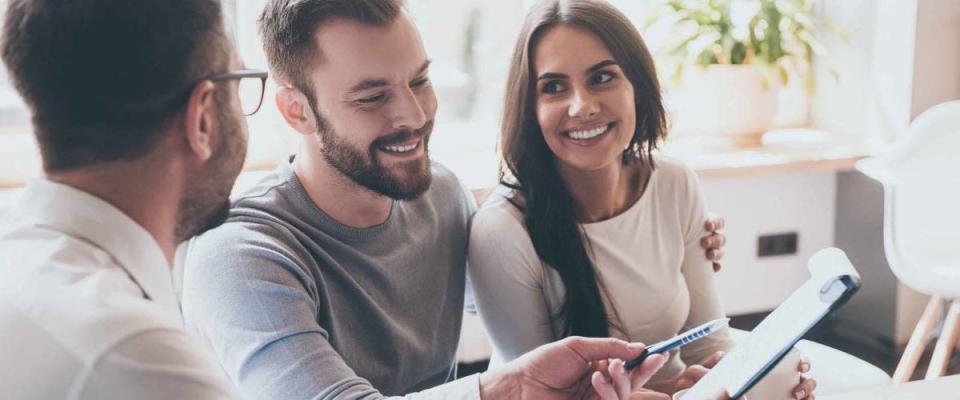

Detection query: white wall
(701, 172), (837, 315)
(910, 0), (960, 118)
(828, 0), (960, 346)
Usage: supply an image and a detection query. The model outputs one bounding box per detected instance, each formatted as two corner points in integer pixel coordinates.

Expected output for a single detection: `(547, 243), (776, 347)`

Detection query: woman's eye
(541, 81), (566, 94)
(591, 72), (614, 85)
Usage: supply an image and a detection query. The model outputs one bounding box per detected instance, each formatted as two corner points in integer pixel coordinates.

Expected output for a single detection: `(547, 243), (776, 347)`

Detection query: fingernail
(796, 390), (805, 398)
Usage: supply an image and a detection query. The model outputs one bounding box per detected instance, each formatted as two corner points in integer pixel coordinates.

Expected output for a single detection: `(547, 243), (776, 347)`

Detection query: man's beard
(312, 106), (433, 201)
(174, 98), (247, 242)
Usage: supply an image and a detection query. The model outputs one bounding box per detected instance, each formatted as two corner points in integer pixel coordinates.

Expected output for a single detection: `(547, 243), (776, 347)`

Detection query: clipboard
(682, 248), (862, 400)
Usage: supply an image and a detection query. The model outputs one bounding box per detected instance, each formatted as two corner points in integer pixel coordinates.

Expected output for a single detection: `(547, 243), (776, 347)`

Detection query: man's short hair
(1, 0), (231, 172)
(258, 0), (403, 94)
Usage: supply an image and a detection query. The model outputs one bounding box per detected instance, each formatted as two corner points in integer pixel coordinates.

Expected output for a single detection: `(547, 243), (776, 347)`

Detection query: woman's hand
(674, 351), (725, 393)
(590, 356), (669, 400)
(592, 354), (733, 400)
(792, 358), (817, 399)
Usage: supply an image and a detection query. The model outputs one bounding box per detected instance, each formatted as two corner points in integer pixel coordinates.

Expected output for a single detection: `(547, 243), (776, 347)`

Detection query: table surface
(820, 375), (960, 399)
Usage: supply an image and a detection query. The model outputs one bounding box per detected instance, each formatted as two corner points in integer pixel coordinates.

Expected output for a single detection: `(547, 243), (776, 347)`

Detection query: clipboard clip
(819, 275), (862, 306)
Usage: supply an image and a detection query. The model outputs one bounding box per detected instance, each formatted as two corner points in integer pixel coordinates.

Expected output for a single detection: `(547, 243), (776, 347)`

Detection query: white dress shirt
(0, 179), (236, 400)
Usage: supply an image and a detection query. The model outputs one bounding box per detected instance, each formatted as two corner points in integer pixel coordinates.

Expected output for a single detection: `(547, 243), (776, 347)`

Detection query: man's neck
(48, 161), (181, 265)
(293, 148), (393, 229)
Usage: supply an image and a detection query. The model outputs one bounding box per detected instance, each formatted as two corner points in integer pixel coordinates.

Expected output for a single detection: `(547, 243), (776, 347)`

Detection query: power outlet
(757, 232), (798, 257)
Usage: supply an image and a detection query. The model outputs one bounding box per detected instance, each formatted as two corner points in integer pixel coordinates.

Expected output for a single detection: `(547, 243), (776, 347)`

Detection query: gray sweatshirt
(180, 161), (478, 399)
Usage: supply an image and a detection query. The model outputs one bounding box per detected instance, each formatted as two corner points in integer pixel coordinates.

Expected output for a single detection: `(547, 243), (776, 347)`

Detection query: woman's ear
(183, 80), (218, 162)
(277, 86), (318, 136)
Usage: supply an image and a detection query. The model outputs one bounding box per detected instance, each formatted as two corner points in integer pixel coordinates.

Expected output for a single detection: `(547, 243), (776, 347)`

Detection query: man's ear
(183, 80), (218, 162)
(277, 85), (318, 136)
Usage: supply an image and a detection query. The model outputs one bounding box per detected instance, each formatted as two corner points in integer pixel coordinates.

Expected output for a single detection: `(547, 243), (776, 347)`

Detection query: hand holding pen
(625, 318), (730, 370)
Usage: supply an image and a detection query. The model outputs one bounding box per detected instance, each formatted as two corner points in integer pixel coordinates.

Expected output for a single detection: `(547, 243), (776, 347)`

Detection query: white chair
(856, 100), (960, 382)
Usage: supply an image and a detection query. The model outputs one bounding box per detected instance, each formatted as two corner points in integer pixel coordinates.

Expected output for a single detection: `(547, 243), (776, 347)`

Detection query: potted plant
(647, 0), (835, 146)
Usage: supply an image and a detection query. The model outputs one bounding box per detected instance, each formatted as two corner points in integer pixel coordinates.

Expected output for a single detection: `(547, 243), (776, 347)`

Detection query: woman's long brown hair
(499, 0), (667, 337)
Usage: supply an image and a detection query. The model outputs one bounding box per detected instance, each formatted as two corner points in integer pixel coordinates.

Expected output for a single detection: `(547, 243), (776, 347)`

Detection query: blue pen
(624, 317), (730, 369)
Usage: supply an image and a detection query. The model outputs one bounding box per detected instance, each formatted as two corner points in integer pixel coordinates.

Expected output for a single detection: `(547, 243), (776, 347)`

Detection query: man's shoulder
(428, 161), (469, 199)
(0, 258), (183, 366)
(183, 214), (302, 277)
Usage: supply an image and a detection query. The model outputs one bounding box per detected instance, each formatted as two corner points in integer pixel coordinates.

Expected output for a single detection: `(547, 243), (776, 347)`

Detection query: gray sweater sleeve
(181, 223), (480, 400)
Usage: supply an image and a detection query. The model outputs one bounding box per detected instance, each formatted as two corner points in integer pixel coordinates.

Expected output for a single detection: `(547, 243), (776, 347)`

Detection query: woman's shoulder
(473, 185), (525, 227)
(468, 185), (546, 281)
(649, 155), (701, 195)
(652, 155), (697, 182)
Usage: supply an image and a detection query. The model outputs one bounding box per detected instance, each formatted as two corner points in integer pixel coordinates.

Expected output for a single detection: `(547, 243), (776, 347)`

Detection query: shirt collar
(15, 179), (180, 316)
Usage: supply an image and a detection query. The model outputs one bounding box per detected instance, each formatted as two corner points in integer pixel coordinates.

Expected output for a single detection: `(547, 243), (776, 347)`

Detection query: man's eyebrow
(347, 79), (390, 95)
(413, 60), (431, 77)
(346, 60), (433, 95)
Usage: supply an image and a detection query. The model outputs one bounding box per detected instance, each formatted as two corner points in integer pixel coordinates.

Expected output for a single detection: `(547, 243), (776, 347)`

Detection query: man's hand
(479, 337), (667, 400)
(701, 214), (726, 272)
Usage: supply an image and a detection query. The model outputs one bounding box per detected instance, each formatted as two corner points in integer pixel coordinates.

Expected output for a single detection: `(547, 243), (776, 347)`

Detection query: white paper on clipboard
(682, 248), (861, 400)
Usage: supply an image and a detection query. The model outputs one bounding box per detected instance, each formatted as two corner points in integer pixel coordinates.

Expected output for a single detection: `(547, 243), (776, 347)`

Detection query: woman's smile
(564, 121), (616, 146)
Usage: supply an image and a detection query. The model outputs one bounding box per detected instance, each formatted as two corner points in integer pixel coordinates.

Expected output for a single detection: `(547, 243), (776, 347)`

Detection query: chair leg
(926, 299), (960, 380)
(893, 296), (943, 383)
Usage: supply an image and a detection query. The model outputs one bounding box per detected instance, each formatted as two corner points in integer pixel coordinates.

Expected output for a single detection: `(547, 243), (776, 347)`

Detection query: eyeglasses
(206, 69), (269, 116)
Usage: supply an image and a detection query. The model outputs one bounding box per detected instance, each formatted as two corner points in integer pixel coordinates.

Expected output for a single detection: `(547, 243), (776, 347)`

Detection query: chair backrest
(857, 100), (960, 296)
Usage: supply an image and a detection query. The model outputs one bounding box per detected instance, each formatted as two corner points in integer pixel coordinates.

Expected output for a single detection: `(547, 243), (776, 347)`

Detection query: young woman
(468, 0), (816, 398)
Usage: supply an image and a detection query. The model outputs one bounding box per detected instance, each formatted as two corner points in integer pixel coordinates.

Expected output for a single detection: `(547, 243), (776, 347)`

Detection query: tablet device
(681, 248), (861, 400)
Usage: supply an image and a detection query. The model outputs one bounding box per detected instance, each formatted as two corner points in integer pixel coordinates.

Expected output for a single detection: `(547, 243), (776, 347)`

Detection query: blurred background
(1, 0), (958, 388)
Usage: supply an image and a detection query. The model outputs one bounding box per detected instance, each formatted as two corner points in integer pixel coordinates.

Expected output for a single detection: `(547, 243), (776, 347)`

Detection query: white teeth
(382, 143), (418, 153)
(567, 124), (610, 140)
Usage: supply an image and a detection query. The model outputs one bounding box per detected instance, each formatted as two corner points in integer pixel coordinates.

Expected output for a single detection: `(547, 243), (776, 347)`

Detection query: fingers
(608, 359), (631, 399)
(593, 358), (670, 400)
(595, 359), (611, 374)
(706, 248), (725, 262)
(592, 371), (619, 400)
(630, 390), (671, 400)
(564, 337), (646, 364)
(629, 353), (667, 389)
(794, 377), (817, 399)
(675, 365), (710, 391)
(702, 351), (725, 369)
(797, 358), (811, 373)
(704, 214), (725, 232)
(701, 235), (727, 251)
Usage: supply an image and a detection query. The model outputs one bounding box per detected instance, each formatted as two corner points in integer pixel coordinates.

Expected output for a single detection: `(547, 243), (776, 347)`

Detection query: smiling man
(179, 1), (724, 399)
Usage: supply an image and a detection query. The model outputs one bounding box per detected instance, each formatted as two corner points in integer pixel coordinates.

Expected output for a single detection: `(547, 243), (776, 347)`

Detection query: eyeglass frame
(205, 69), (269, 116)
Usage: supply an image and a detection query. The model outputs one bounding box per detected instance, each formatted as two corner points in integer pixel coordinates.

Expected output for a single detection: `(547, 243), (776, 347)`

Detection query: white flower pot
(679, 64), (780, 147)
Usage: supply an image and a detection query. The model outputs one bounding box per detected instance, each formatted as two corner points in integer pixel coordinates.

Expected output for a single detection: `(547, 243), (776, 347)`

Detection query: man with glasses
(0, 1), (266, 398)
